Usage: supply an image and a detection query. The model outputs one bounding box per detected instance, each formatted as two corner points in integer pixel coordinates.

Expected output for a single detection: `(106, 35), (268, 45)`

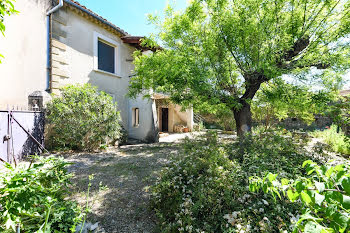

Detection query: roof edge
(63, 0), (129, 37)
(121, 36), (163, 52)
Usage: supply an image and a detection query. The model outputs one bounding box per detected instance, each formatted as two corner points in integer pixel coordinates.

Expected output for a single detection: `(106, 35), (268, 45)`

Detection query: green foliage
(0, 0), (18, 62)
(311, 125), (350, 155)
(327, 96), (350, 131)
(0, 0), (16, 35)
(250, 160), (350, 232)
(195, 102), (236, 130)
(130, 0), (350, 132)
(46, 84), (121, 151)
(152, 132), (239, 232)
(252, 80), (338, 126)
(0, 156), (82, 232)
(152, 131), (313, 232)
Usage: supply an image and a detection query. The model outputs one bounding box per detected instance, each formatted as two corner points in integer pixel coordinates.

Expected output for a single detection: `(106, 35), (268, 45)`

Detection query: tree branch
(284, 36), (310, 62)
(241, 71), (269, 100)
(219, 28), (247, 73)
(277, 36), (311, 69)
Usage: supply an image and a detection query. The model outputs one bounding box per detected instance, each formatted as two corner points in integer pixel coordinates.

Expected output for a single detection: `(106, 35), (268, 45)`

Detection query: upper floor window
(93, 32), (120, 76)
(98, 40), (115, 73)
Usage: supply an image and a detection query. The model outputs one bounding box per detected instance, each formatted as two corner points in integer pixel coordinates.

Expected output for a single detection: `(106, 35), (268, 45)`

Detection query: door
(161, 108), (169, 132)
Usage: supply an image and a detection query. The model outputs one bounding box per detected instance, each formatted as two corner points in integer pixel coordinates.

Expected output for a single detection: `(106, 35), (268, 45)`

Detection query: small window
(98, 40), (115, 73)
(132, 108), (139, 127)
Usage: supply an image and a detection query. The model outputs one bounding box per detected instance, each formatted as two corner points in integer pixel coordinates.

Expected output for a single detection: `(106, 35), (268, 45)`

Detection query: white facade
(50, 5), (157, 141)
(0, 0), (193, 142)
(0, 0), (50, 109)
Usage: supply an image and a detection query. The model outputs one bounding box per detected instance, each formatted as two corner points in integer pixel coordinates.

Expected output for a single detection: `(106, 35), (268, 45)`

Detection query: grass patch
(311, 124), (350, 156)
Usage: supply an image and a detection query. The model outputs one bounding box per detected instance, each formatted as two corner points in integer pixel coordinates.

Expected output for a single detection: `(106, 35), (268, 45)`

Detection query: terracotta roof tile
(64, 0), (129, 36)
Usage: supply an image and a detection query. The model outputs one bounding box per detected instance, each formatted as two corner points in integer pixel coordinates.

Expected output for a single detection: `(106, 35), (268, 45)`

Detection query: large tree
(129, 0), (350, 136)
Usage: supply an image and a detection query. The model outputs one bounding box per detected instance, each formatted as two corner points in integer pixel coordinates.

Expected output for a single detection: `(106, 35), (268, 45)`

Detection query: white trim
(93, 31), (121, 76)
(94, 69), (121, 78)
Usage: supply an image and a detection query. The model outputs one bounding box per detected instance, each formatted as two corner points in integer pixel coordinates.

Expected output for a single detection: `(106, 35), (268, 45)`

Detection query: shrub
(311, 125), (350, 155)
(152, 131), (311, 232)
(46, 84), (121, 151)
(250, 160), (350, 232)
(0, 156), (82, 232)
(152, 132), (240, 232)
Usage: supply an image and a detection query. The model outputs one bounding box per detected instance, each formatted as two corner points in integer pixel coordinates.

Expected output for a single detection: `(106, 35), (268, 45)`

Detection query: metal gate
(0, 110), (45, 164)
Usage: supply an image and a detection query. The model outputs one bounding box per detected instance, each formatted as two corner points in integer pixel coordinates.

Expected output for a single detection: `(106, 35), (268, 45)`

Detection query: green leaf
(332, 212), (348, 232)
(325, 204), (337, 216)
(325, 167), (334, 178)
(304, 221), (323, 233)
(267, 173), (277, 182)
(315, 192), (325, 206)
(302, 160), (313, 168)
(341, 195), (350, 209)
(330, 191), (343, 203)
(341, 177), (350, 195)
(281, 178), (289, 186)
(315, 181), (325, 193)
(287, 189), (300, 202)
(301, 191), (312, 206)
(296, 181), (305, 192)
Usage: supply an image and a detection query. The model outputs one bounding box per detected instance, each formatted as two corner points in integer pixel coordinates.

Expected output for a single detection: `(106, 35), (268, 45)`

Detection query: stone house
(0, 0), (194, 142)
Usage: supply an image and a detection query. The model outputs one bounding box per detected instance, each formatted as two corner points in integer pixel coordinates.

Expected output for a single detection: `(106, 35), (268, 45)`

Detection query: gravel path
(64, 142), (183, 233)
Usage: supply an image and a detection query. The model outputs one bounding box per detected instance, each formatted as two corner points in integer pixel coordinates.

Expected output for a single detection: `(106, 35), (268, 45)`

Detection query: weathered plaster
(0, 0), (51, 109)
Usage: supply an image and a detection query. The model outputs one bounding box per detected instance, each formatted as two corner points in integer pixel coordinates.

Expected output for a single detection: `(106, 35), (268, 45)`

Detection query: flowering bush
(152, 131), (312, 232)
(152, 132), (239, 232)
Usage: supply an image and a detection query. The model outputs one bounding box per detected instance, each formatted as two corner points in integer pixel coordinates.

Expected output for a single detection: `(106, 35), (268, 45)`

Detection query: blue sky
(75, 0), (188, 36)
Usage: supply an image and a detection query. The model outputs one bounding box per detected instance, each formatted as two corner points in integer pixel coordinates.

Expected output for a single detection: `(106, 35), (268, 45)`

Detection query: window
(132, 108), (139, 127)
(93, 32), (120, 75)
(98, 40), (115, 73)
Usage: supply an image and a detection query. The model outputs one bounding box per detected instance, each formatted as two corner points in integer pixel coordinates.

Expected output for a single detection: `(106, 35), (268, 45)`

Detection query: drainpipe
(46, 0), (64, 92)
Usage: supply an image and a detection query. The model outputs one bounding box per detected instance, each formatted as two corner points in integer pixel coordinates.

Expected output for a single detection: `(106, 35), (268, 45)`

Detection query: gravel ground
(64, 142), (183, 233)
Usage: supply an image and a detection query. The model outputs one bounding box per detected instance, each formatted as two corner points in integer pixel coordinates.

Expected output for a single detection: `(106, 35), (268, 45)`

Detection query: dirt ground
(64, 141), (183, 233)
(62, 131), (346, 233)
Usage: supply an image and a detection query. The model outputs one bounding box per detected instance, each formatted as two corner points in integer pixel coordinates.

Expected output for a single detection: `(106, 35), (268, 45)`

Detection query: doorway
(161, 108), (169, 132)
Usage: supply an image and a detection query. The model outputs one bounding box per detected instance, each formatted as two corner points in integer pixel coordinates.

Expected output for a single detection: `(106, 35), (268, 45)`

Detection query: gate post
(7, 110), (11, 163)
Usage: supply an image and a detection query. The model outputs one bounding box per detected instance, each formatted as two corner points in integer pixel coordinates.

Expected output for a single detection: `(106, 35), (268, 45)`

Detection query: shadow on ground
(64, 142), (182, 233)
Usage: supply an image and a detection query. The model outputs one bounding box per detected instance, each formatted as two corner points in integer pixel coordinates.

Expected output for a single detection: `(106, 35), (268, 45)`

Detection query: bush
(311, 125), (350, 155)
(152, 132), (239, 232)
(152, 131), (312, 232)
(0, 156), (82, 232)
(46, 84), (121, 151)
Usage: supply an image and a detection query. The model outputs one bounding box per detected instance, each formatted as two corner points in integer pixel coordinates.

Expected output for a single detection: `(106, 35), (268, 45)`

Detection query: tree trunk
(233, 101), (253, 137)
(232, 72), (267, 137)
